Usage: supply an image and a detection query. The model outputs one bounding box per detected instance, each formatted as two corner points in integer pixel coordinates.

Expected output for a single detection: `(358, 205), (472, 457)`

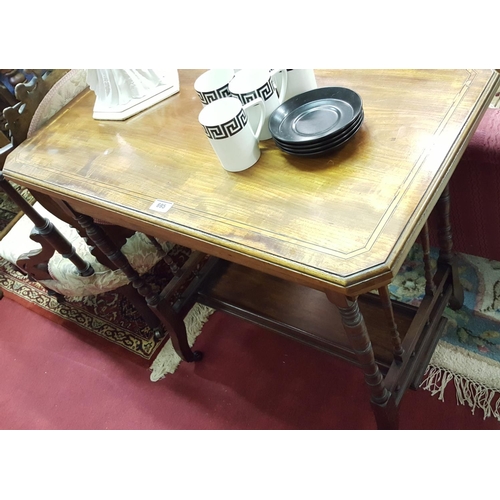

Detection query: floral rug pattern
(390, 244), (500, 421)
(390, 244), (500, 364)
(0, 245), (193, 359)
(0, 186), (35, 233)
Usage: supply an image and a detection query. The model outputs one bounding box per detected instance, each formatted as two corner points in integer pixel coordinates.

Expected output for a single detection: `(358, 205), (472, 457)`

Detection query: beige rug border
(149, 303), (215, 381)
(422, 340), (500, 420)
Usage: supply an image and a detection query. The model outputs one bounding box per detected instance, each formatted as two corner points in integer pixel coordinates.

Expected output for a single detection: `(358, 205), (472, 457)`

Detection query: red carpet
(1, 294), (500, 430)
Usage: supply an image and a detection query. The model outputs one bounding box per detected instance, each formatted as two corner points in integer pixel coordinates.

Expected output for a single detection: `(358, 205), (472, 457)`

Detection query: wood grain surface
(4, 69), (499, 295)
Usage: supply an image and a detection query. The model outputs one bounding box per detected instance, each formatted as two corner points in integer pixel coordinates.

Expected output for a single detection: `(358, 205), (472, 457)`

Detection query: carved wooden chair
(0, 70), (72, 243)
(0, 70), (213, 361)
(0, 70), (26, 140)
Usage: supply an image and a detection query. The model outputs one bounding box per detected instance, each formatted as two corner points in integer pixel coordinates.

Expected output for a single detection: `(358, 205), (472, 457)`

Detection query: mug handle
(243, 97), (265, 140)
(270, 69), (288, 104)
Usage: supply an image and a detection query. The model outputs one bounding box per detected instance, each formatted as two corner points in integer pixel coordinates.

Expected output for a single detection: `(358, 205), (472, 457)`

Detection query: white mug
(198, 96), (265, 172)
(194, 69), (235, 106)
(272, 69), (317, 102)
(228, 69), (288, 141)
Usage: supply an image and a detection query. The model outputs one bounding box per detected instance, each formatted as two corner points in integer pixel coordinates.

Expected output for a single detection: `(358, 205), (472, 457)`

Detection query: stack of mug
(196, 69), (317, 172)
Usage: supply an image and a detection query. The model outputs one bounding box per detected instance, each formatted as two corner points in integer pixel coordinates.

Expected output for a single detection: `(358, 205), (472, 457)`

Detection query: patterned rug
(0, 195), (17, 233)
(0, 184), (34, 234)
(0, 249), (214, 380)
(0, 181), (215, 381)
(391, 244), (500, 421)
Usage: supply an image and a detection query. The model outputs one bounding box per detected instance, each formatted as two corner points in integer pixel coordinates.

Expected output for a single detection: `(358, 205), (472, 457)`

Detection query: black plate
(273, 111), (364, 152)
(275, 114), (364, 157)
(269, 87), (363, 144)
(273, 110), (363, 152)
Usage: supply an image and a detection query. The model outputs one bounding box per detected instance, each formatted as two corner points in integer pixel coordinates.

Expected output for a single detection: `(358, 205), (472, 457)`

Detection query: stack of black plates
(269, 87), (364, 157)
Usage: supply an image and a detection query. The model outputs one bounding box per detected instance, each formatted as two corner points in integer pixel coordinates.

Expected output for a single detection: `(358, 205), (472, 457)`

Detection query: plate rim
(269, 86), (363, 143)
(273, 111), (364, 151)
(275, 116), (364, 156)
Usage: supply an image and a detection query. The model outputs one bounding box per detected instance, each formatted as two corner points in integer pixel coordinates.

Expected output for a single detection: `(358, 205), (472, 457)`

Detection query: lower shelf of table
(197, 259), (452, 399)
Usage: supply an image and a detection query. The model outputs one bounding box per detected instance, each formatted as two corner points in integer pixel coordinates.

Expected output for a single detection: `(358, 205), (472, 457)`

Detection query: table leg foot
(192, 350), (204, 362)
(154, 330), (203, 362)
(154, 299), (202, 363)
(446, 264), (464, 310)
(371, 396), (399, 430)
(153, 328), (166, 341)
(326, 292), (394, 428)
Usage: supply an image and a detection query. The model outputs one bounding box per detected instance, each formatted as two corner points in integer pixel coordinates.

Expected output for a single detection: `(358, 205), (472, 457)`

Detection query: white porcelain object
(273, 69), (317, 102)
(228, 69), (287, 141)
(194, 69), (235, 106)
(86, 69), (180, 120)
(198, 96), (265, 172)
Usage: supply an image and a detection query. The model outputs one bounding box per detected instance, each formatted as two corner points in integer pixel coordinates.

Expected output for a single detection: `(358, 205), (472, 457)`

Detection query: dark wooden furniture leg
(420, 221), (437, 296)
(0, 172), (94, 279)
(65, 205), (202, 363)
(115, 284), (164, 336)
(436, 184), (464, 310)
(326, 291), (399, 430)
(378, 285), (404, 361)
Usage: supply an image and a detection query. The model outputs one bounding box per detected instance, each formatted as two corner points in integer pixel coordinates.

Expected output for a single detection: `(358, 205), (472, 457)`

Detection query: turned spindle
(436, 184), (464, 309)
(378, 285), (404, 361)
(65, 206), (201, 362)
(0, 172), (93, 277)
(420, 221), (436, 295)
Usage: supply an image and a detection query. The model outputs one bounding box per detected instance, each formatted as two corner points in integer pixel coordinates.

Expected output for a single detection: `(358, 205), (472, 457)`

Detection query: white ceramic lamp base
(87, 69), (180, 121)
(92, 83), (180, 120)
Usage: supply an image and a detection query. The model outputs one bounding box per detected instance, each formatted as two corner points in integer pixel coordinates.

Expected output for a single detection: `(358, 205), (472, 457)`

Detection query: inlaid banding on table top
(162, 71), (484, 261)
(5, 69), (497, 272)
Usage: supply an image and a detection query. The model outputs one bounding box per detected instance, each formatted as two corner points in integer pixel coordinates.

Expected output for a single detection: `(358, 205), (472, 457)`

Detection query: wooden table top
(4, 69), (499, 295)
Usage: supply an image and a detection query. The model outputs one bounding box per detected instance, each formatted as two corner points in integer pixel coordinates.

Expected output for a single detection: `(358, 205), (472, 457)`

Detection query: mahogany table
(4, 69), (499, 429)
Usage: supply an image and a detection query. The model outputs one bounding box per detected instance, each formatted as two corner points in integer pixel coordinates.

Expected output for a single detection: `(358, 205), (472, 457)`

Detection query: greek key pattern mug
(194, 69), (235, 106)
(196, 85), (231, 105)
(202, 108), (248, 140)
(235, 80), (275, 105)
(228, 69), (288, 141)
(198, 96), (265, 172)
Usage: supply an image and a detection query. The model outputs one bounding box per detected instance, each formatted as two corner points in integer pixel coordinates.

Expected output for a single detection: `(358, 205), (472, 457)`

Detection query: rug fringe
(421, 341), (500, 421)
(149, 303), (215, 382)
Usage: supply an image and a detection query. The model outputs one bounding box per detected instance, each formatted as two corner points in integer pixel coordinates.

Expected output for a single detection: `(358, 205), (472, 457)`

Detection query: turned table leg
(65, 205), (202, 363)
(326, 292), (399, 430)
(436, 184), (464, 310)
(378, 285), (404, 362)
(420, 221), (436, 296)
(0, 172), (94, 279)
